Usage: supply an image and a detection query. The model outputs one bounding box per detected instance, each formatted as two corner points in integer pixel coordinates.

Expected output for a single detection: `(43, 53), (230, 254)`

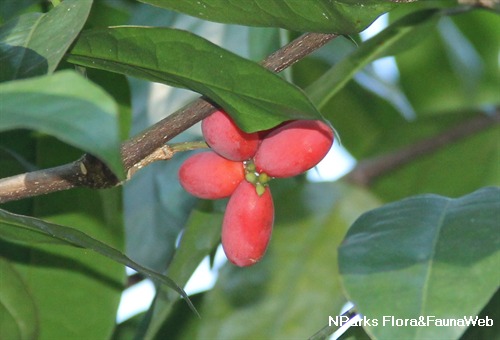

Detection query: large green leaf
(139, 0), (397, 34)
(0, 257), (38, 340)
(169, 181), (380, 340)
(0, 0), (92, 81)
(67, 26), (323, 132)
(339, 187), (500, 339)
(0, 70), (124, 178)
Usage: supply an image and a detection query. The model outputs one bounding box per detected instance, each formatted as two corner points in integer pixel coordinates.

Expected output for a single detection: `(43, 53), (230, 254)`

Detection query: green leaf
(138, 0), (397, 34)
(370, 114), (500, 201)
(460, 288), (500, 340)
(0, 258), (38, 340)
(339, 187), (500, 339)
(124, 152), (197, 273)
(307, 8), (444, 109)
(178, 181), (380, 339)
(141, 201), (223, 339)
(396, 9), (500, 115)
(0, 137), (125, 340)
(0, 0), (39, 23)
(67, 26), (323, 132)
(0, 0), (93, 81)
(0, 207), (194, 313)
(0, 70), (124, 178)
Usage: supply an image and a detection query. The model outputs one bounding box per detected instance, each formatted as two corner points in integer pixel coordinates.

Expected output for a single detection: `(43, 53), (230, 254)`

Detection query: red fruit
(202, 110), (260, 161)
(222, 181), (274, 267)
(179, 151), (244, 199)
(254, 120), (334, 178)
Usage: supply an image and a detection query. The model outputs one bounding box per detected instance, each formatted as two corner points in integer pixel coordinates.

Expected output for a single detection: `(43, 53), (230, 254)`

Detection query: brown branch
(344, 109), (500, 186)
(0, 32), (338, 203)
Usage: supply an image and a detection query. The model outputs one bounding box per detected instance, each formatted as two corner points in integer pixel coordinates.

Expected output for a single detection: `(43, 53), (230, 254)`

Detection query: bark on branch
(343, 109), (500, 186)
(0, 33), (338, 203)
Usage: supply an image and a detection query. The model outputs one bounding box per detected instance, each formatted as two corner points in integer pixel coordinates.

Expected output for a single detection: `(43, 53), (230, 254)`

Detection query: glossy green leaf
(0, 0), (92, 81)
(67, 26), (323, 132)
(178, 181), (380, 339)
(0, 258), (38, 340)
(339, 187), (500, 339)
(139, 0), (397, 34)
(0, 70), (124, 178)
(307, 8), (444, 109)
(0, 207), (193, 312)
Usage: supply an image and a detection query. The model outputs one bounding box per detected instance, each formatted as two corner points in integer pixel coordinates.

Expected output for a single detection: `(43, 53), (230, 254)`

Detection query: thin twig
(0, 33), (338, 203)
(343, 109), (500, 186)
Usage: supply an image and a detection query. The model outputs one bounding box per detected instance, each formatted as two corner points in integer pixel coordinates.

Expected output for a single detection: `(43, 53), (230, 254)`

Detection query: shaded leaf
(395, 9), (500, 115)
(124, 152), (197, 273)
(141, 201), (223, 339)
(371, 115), (500, 201)
(179, 181), (380, 339)
(460, 288), (500, 340)
(139, 0), (396, 34)
(0, 0), (92, 81)
(0, 0), (39, 23)
(307, 8), (445, 109)
(67, 26), (323, 132)
(339, 187), (500, 339)
(152, 293), (205, 340)
(0, 207), (194, 312)
(0, 257), (38, 340)
(2, 137), (125, 340)
(0, 70), (124, 178)
(112, 312), (146, 340)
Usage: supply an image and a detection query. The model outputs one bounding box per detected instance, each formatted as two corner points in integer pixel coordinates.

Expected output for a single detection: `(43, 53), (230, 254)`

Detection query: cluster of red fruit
(179, 110), (334, 267)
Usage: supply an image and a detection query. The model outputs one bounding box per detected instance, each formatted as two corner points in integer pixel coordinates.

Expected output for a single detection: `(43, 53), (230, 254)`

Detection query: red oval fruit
(222, 181), (274, 267)
(202, 110), (260, 161)
(179, 151), (244, 199)
(254, 120), (334, 178)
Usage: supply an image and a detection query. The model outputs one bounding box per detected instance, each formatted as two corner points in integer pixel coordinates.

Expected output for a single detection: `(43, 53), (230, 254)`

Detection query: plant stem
(343, 109), (500, 186)
(0, 33), (338, 203)
(126, 141), (208, 178)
